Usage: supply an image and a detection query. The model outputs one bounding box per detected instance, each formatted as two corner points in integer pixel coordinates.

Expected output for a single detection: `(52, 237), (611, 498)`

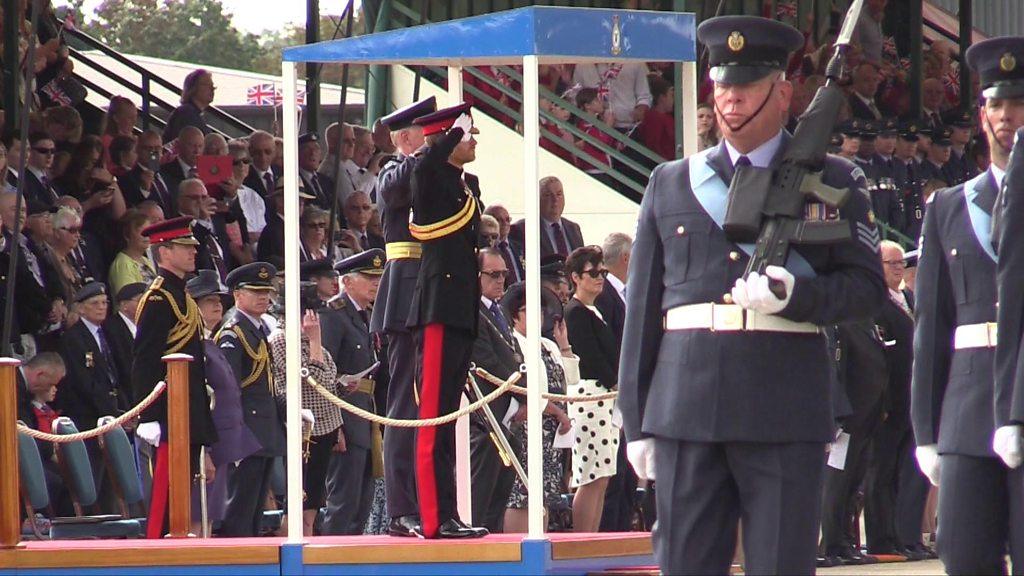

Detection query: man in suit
(921, 78), (945, 130)
(17, 352), (70, 514)
(244, 130), (281, 199)
(343, 191), (385, 251)
(509, 176), (584, 259)
(368, 97), (436, 538)
(104, 282), (147, 402)
(848, 62), (884, 121)
(177, 178), (230, 280)
(864, 241), (933, 560)
(619, 16), (885, 575)
(160, 126), (204, 204)
(406, 103), (487, 539)
(298, 132), (337, 214)
(22, 132), (59, 208)
(468, 248), (521, 533)
(120, 131), (174, 212)
(255, 180), (315, 262)
(321, 249), (384, 535)
(217, 262), (285, 537)
(483, 204), (524, 285)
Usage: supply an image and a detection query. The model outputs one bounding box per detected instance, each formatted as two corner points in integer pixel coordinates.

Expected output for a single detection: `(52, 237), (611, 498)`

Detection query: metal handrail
(74, 74), (167, 130)
(877, 220), (918, 250)
(62, 26), (256, 137)
(69, 48), (181, 117)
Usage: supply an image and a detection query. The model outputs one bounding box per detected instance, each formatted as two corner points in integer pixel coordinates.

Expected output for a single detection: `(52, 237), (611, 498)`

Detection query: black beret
(697, 15), (804, 85)
(74, 281), (107, 303)
(226, 261), (278, 291)
(335, 248), (385, 276)
(966, 36), (1024, 100)
(116, 282), (148, 303)
(381, 97), (437, 131)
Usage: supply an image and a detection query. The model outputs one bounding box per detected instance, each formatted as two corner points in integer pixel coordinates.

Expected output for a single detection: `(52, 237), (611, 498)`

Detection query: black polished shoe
(387, 515), (422, 538)
(436, 518), (489, 539)
(902, 543), (936, 561)
(830, 545), (868, 565)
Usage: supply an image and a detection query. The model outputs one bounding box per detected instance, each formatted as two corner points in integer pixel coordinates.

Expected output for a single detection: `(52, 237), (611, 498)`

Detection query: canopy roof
(283, 6), (696, 65)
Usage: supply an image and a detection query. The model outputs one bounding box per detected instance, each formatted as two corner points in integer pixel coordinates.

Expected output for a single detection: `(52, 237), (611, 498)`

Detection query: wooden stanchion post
(163, 353), (193, 538)
(0, 357), (23, 549)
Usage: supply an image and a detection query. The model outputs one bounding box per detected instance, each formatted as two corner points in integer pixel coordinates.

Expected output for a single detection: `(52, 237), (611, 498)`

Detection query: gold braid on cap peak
(409, 194), (477, 241)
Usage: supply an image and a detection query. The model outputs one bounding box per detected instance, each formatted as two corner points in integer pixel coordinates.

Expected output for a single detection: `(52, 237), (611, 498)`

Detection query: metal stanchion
(164, 353), (193, 538)
(0, 358), (22, 548)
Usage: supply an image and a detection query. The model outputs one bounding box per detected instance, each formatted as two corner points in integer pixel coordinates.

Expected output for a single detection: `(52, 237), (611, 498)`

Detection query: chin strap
(984, 114), (1012, 156)
(714, 82), (777, 134)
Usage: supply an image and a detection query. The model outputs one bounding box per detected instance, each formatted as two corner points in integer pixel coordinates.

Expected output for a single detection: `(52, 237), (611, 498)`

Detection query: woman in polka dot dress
(563, 246), (620, 532)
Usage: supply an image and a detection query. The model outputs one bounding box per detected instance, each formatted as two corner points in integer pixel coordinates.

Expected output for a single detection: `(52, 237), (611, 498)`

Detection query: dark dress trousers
(913, 169), (1024, 573)
(619, 134), (885, 575)
(369, 153), (424, 521)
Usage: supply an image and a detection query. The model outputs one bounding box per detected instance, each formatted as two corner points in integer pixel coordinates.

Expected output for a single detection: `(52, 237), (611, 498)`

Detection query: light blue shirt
(724, 130), (785, 169)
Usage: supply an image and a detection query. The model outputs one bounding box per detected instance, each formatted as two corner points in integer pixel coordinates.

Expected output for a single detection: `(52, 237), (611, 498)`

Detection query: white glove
(300, 409), (316, 425)
(451, 113), (473, 142)
(993, 425), (1024, 469)
(626, 439), (656, 481)
(136, 421), (161, 447)
(915, 444), (941, 486)
(739, 266), (795, 315)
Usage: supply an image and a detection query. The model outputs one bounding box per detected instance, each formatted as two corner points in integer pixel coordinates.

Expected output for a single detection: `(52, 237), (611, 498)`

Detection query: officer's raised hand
(730, 265), (794, 315)
(452, 113), (474, 142)
(993, 425), (1024, 469)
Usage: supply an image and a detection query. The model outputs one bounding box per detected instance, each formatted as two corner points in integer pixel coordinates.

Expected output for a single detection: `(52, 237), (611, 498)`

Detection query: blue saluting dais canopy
(282, 6), (697, 65)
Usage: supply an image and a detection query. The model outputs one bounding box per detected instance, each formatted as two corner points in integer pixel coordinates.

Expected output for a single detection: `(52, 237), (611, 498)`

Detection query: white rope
(473, 367), (618, 402)
(16, 381), (167, 442)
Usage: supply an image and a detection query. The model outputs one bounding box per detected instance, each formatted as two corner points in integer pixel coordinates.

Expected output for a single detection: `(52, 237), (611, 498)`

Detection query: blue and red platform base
(0, 532), (654, 575)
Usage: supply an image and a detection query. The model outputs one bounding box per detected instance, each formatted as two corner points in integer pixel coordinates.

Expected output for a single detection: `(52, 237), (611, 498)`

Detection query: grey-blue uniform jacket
(216, 308), (285, 458)
(321, 294), (377, 451)
(913, 169), (1000, 457)
(618, 133), (886, 444)
(370, 154), (421, 335)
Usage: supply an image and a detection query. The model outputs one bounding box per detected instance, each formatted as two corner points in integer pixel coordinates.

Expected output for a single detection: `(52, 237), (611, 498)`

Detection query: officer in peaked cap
(944, 109), (981, 184)
(894, 121), (924, 239)
(369, 97), (439, 538)
(217, 261), (284, 537)
(620, 14), (884, 575)
(913, 36), (1024, 574)
(300, 258), (339, 307)
(837, 119), (863, 160)
(917, 125), (955, 186)
(320, 247), (385, 536)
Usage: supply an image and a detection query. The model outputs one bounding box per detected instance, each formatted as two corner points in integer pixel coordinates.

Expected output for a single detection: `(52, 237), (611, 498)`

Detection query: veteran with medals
(617, 15), (885, 574)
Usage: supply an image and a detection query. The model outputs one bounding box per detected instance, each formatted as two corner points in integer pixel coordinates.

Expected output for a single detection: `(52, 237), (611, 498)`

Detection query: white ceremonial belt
(954, 322), (998, 349)
(664, 303), (819, 334)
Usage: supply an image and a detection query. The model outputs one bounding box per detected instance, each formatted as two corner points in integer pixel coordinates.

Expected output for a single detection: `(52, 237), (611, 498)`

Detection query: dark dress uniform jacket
(216, 308), (285, 457)
(876, 292), (915, 426)
(369, 154), (421, 335)
(321, 295), (377, 451)
(912, 170), (999, 457)
(406, 127), (482, 333)
(132, 270), (217, 446)
(55, 320), (125, 430)
(998, 131), (1024, 428)
(618, 133), (886, 444)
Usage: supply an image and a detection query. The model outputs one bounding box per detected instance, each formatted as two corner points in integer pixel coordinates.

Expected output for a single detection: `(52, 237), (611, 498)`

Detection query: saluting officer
(618, 16), (885, 574)
(913, 36), (1024, 574)
(320, 248), (385, 535)
(132, 216), (217, 539)
(217, 261), (285, 537)
(368, 96), (437, 538)
(406, 103), (487, 539)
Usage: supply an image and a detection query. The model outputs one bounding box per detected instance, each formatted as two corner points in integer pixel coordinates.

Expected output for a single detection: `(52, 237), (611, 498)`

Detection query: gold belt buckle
(712, 304), (744, 331)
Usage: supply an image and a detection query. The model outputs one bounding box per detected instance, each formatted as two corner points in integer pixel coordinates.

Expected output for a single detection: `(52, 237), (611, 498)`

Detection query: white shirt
(178, 157), (195, 177)
(724, 129), (785, 169)
(235, 183), (267, 234)
(992, 164), (1006, 190)
(606, 272), (626, 304)
(573, 62), (653, 129)
(118, 311), (137, 339)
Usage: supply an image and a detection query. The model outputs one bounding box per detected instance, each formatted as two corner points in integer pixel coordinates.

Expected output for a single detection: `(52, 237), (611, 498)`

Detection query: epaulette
(134, 276), (166, 323)
(327, 295), (347, 310)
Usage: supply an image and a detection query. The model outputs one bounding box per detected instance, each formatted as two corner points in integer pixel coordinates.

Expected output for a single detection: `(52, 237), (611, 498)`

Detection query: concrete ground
(819, 559), (945, 575)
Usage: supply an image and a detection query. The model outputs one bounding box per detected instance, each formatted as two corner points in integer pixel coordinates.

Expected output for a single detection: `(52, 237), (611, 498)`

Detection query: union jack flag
(247, 83), (277, 106)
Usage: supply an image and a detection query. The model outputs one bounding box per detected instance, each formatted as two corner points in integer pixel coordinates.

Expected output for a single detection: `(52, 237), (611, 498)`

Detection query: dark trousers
(384, 330), (419, 519)
(303, 429), (338, 511)
(937, 454), (1024, 575)
(221, 455), (275, 537)
(322, 443), (375, 535)
(864, 420), (930, 551)
(469, 421), (519, 533)
(600, 430), (639, 531)
(820, 428), (876, 552)
(414, 323), (474, 538)
(653, 438), (825, 575)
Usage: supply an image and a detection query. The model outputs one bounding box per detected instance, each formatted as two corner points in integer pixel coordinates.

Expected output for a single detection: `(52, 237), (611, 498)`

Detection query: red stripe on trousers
(416, 323), (445, 538)
(146, 443), (169, 539)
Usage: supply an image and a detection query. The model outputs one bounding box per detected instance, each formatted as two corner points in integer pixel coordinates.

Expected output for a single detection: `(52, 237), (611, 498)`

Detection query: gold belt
(385, 242), (422, 260)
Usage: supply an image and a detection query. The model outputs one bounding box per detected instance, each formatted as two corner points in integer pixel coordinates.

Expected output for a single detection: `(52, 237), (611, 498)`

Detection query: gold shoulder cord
(230, 325), (271, 391)
(135, 277), (202, 355)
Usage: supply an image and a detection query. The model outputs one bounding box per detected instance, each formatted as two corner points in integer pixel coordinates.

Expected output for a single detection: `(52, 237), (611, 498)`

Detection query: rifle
(723, 0), (867, 299)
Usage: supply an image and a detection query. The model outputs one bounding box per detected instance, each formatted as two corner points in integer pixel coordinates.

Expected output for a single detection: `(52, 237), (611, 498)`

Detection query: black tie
(360, 234), (369, 251)
(358, 309), (370, 328)
(490, 302), (511, 338)
(96, 326), (118, 387)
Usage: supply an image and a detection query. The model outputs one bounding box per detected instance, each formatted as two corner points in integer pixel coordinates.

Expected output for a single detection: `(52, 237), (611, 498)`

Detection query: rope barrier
(473, 368), (619, 403)
(303, 369), (521, 427)
(16, 381), (167, 443)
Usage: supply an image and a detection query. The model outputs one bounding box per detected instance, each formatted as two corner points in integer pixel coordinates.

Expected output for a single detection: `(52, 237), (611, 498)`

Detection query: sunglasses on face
(582, 268), (609, 279)
(481, 270), (508, 279)
(233, 158), (252, 166)
(33, 147), (56, 155)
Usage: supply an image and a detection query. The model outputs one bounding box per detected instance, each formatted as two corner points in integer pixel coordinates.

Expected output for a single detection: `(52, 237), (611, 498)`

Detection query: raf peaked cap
(540, 254), (567, 279)
(931, 125), (953, 146)
(877, 118), (900, 136)
(903, 249), (920, 268)
(966, 36), (1024, 100)
(413, 102), (479, 137)
(381, 96), (437, 131)
(116, 282), (148, 303)
(187, 269), (228, 300)
(697, 15), (804, 85)
(298, 132), (319, 146)
(74, 281), (107, 303)
(226, 261), (278, 291)
(335, 248), (385, 276)
(300, 258), (336, 281)
(943, 109), (975, 128)
(899, 120), (922, 141)
(840, 119), (864, 137)
(141, 216), (200, 246)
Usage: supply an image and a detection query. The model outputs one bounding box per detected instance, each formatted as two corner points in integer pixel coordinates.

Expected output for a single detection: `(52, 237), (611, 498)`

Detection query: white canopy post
(282, 60), (305, 544)
(681, 61), (699, 158)
(521, 54), (545, 540)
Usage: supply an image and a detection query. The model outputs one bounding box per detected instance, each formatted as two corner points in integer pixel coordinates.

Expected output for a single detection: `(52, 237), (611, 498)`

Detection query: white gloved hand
(747, 265), (794, 314)
(626, 438), (656, 481)
(915, 444), (941, 486)
(300, 409), (316, 425)
(993, 425), (1024, 469)
(451, 113), (473, 142)
(136, 421), (161, 447)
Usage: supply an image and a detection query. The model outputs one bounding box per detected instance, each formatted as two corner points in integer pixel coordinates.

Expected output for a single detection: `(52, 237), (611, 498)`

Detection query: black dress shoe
(902, 543), (936, 561)
(436, 518), (489, 539)
(866, 545), (902, 556)
(830, 545), (868, 565)
(816, 555), (839, 568)
(387, 515), (421, 538)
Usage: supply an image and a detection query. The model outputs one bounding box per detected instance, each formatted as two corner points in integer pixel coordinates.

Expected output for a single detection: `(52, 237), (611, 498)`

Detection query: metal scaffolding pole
(306, 0), (321, 133)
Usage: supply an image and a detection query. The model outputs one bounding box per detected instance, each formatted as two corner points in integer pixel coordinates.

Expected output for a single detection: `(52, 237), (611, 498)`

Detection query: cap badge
(372, 255), (383, 268)
(258, 267), (270, 279)
(910, 125), (917, 133)
(610, 14), (622, 56)
(727, 31), (745, 53)
(1001, 52), (1017, 73)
